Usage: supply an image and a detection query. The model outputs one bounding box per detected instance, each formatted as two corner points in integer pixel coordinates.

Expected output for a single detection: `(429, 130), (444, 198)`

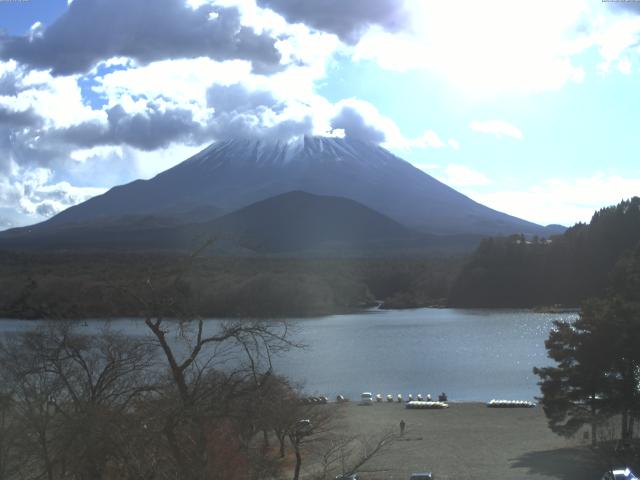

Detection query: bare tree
(287, 402), (336, 480)
(0, 393), (20, 480)
(118, 247), (301, 480)
(312, 429), (399, 480)
(1, 246), (312, 480)
(0, 322), (156, 480)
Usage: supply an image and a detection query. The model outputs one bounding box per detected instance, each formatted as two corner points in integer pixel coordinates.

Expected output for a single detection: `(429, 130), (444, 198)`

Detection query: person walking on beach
(400, 419), (406, 435)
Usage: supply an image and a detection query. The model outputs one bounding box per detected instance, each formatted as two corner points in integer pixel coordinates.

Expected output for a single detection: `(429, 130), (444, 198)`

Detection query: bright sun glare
(358, 0), (592, 97)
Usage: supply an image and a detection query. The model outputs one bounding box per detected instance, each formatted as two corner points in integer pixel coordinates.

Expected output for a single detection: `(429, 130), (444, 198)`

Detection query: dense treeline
(0, 253), (463, 319)
(3, 197), (638, 316)
(449, 197), (640, 307)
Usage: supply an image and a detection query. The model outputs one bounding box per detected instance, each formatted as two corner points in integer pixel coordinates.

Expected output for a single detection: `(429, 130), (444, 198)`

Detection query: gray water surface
(271, 308), (577, 401)
(0, 308), (577, 402)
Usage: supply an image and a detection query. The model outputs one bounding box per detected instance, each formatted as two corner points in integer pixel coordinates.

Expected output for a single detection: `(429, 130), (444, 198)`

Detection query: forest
(2, 197), (639, 319)
(0, 253), (463, 319)
(449, 197), (640, 308)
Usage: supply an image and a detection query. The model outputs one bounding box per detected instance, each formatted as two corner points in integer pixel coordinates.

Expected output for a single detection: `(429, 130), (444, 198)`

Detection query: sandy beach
(326, 402), (612, 480)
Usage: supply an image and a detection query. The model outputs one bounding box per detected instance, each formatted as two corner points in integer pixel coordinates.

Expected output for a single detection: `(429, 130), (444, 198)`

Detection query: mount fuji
(0, 136), (564, 253)
(42, 136), (559, 236)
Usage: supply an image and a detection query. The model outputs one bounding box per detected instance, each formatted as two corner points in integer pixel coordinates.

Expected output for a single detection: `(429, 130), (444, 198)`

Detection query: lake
(0, 308), (577, 402)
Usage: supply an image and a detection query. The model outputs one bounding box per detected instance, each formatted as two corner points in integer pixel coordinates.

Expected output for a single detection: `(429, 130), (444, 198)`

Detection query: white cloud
(96, 57), (253, 110)
(1, 68), (103, 128)
(0, 165), (106, 225)
(618, 57), (633, 75)
(593, 14), (640, 75)
(409, 130), (446, 149)
(466, 172), (640, 226)
(470, 120), (523, 140)
(326, 98), (457, 152)
(28, 22), (44, 42)
(70, 145), (124, 162)
(436, 164), (492, 187)
(448, 139), (460, 150)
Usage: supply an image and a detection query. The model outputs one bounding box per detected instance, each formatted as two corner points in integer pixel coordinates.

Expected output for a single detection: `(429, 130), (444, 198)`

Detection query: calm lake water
(0, 308), (577, 402)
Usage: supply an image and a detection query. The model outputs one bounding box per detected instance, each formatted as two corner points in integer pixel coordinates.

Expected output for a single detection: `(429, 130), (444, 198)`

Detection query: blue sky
(0, 0), (639, 229)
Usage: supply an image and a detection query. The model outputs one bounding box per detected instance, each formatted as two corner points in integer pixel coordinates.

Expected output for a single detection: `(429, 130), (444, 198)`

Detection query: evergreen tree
(451, 197), (640, 308)
(534, 300), (614, 445)
(535, 244), (640, 445)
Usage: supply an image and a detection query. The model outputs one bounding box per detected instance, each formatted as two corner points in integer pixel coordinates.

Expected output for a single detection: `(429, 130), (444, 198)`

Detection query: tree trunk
(39, 431), (54, 480)
(591, 403), (597, 447)
(292, 445), (302, 480)
(275, 430), (286, 458)
(163, 418), (190, 480)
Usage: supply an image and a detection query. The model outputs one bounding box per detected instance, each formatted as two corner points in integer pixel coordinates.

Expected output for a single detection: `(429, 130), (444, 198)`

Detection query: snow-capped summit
(184, 135), (402, 169)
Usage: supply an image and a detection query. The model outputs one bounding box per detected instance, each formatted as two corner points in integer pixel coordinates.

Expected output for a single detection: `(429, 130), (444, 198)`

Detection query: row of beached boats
(405, 400), (449, 409)
(322, 394), (536, 409)
(357, 392), (450, 408)
(486, 399), (536, 408)
(373, 393), (448, 403)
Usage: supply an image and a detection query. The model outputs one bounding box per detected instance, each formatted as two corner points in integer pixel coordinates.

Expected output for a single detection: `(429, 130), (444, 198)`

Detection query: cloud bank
(0, 0), (282, 75)
(256, 0), (409, 44)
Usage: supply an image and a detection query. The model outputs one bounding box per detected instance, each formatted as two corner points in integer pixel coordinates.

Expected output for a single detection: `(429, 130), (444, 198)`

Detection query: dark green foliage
(534, 245), (640, 445)
(0, 253), (464, 319)
(534, 300), (617, 444)
(450, 197), (640, 307)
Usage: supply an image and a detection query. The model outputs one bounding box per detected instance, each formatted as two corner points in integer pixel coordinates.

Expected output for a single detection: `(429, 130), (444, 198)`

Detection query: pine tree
(534, 300), (614, 445)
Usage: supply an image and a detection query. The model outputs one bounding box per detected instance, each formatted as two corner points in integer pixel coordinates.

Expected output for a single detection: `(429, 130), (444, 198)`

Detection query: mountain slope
(41, 136), (558, 236)
(2, 191), (478, 254)
(206, 190), (419, 253)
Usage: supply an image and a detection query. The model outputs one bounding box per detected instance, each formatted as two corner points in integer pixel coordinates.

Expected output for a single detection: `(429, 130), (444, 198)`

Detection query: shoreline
(0, 305), (579, 322)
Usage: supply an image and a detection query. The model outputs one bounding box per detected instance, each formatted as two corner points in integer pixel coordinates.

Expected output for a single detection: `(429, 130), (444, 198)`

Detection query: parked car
(602, 468), (639, 480)
(295, 419), (312, 436)
(409, 473), (433, 480)
(359, 392), (373, 405)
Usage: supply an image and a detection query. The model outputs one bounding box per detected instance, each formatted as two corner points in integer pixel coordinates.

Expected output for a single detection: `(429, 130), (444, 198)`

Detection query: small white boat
(487, 399), (536, 408)
(359, 392), (374, 406)
(405, 401), (449, 410)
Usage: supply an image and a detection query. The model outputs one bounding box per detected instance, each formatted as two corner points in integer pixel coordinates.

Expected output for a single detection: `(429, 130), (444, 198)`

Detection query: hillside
(449, 197), (640, 307)
(203, 190), (419, 253)
(0, 191), (483, 255)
